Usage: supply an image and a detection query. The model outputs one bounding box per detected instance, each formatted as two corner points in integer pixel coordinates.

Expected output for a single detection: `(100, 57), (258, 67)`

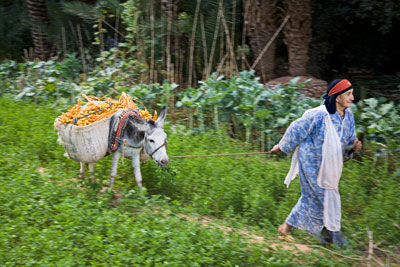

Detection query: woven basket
(54, 116), (111, 163)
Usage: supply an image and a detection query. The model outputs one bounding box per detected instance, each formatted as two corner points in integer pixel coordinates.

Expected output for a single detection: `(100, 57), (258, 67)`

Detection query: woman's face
(336, 89), (354, 109)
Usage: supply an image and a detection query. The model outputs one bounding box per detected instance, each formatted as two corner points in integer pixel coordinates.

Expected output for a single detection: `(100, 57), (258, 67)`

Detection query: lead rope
(169, 151), (367, 162)
(169, 151), (272, 158)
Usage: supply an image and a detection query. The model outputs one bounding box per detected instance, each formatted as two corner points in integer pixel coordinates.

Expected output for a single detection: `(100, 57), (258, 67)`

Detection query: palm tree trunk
(245, 0), (278, 83)
(282, 0), (312, 76)
(161, 0), (182, 79)
(26, 0), (52, 61)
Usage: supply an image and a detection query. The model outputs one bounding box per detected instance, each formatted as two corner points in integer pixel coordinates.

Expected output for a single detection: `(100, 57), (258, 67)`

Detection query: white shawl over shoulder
(283, 105), (343, 231)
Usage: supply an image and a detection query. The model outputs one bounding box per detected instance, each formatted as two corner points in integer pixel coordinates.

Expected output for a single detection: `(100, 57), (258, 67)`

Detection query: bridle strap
(149, 140), (167, 158)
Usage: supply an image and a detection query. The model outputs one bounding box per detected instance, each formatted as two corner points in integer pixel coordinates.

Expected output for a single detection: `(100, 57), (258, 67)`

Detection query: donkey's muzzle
(160, 158), (170, 168)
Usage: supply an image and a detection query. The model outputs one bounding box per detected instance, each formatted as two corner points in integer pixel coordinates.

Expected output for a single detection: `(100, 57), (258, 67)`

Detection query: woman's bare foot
(278, 222), (292, 235)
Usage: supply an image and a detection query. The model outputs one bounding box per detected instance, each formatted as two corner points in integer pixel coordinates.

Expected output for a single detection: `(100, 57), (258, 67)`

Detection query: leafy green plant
(176, 86), (204, 131)
(354, 97), (400, 172)
(177, 71), (321, 149)
(1, 60), (86, 109)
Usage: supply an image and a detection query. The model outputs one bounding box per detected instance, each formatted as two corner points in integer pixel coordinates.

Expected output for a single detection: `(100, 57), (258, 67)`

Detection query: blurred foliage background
(0, 0), (399, 100)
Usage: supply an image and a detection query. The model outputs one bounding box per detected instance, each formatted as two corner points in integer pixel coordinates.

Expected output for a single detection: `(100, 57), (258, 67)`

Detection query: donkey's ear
(155, 106), (167, 128)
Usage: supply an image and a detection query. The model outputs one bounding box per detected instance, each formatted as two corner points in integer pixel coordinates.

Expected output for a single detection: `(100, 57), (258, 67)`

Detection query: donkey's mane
(126, 114), (158, 136)
(125, 116), (146, 143)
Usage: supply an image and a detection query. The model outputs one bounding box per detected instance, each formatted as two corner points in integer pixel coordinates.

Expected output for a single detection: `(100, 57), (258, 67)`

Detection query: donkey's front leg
(131, 153), (143, 188)
(109, 151), (121, 187)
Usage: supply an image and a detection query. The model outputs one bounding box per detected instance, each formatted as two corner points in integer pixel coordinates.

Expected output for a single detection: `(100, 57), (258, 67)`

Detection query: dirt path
(173, 213), (312, 254)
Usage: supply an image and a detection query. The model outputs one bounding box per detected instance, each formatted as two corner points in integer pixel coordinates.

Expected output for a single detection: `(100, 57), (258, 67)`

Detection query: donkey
(79, 106), (169, 188)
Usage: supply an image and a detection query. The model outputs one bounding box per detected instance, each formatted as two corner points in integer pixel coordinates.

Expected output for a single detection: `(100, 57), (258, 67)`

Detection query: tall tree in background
(0, 0), (31, 61)
(130, 0), (241, 86)
(245, 0), (277, 83)
(282, 0), (312, 76)
(26, 0), (52, 60)
(160, 0), (181, 83)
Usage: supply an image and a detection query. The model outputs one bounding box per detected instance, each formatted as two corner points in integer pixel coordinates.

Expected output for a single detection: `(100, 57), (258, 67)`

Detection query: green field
(0, 97), (398, 266)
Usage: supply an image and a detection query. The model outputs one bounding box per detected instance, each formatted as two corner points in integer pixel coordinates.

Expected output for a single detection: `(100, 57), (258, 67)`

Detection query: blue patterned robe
(279, 107), (357, 241)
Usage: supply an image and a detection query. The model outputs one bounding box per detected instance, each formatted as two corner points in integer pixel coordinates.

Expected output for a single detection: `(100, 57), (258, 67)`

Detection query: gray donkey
(79, 106), (169, 187)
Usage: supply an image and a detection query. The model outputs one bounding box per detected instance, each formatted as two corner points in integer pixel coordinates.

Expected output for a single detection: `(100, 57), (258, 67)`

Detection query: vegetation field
(0, 97), (398, 266)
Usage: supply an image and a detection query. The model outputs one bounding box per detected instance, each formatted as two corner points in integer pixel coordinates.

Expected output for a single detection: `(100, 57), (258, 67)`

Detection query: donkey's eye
(149, 139), (155, 143)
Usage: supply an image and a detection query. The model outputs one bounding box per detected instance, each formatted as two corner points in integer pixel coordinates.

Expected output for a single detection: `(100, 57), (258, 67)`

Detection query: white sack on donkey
(55, 105), (169, 188)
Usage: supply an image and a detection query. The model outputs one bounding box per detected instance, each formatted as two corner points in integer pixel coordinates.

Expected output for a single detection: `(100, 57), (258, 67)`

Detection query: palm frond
(61, 1), (101, 20)
(97, 0), (122, 13)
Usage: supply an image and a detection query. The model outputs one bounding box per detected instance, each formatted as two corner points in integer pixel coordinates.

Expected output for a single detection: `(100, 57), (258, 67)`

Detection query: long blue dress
(278, 107), (357, 245)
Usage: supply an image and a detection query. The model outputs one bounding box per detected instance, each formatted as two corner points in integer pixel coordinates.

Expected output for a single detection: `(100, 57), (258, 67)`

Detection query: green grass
(0, 97), (398, 266)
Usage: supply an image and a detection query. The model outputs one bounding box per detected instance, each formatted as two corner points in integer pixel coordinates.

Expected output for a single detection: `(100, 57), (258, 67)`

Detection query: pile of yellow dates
(57, 93), (156, 126)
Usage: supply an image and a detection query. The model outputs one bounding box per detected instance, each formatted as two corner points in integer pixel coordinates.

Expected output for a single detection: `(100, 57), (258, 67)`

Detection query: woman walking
(271, 79), (362, 247)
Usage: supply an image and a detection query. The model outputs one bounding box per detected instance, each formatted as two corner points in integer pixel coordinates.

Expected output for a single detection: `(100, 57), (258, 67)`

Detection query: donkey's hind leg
(109, 151), (121, 187)
(88, 163), (95, 183)
(79, 162), (85, 179)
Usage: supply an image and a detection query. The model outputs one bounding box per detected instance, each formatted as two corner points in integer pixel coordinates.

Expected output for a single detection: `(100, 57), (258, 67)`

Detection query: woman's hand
(271, 144), (281, 154)
(353, 139), (362, 151)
